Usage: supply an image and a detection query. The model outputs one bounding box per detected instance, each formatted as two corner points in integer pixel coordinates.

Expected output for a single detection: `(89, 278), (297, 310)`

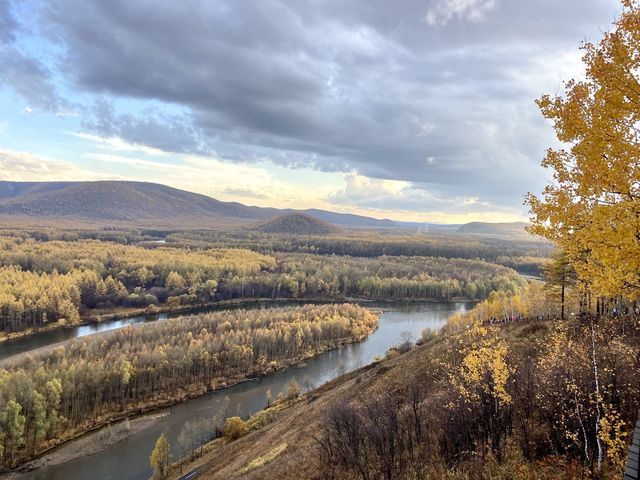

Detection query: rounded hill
(251, 213), (340, 235)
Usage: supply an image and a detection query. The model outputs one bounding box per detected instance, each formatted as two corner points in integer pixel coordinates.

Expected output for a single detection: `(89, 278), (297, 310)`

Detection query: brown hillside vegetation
(0, 181), (263, 222)
(181, 310), (640, 480)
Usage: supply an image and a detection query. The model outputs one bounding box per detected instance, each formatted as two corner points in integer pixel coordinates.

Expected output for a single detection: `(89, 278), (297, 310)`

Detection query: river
(9, 301), (471, 480)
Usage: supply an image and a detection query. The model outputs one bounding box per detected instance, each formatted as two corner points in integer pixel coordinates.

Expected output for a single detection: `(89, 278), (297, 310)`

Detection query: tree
(285, 380), (300, 402)
(165, 271), (186, 290)
(135, 267), (155, 288)
(526, 0), (640, 301)
(542, 251), (577, 319)
(149, 433), (170, 479)
(2, 400), (26, 467)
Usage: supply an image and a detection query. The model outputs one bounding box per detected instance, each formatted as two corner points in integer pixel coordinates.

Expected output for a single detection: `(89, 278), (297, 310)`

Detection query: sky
(0, 0), (621, 224)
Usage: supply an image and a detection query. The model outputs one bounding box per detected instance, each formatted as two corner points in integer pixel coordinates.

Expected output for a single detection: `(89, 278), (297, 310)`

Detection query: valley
(1, 2), (639, 477)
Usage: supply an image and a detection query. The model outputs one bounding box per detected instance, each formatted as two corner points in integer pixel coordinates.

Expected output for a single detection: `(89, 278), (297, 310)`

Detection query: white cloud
(71, 132), (168, 157)
(425, 0), (498, 26)
(0, 148), (98, 181)
(326, 173), (525, 223)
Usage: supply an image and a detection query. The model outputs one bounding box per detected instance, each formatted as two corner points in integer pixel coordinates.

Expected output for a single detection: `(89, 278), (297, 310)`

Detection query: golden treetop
(526, 0), (640, 300)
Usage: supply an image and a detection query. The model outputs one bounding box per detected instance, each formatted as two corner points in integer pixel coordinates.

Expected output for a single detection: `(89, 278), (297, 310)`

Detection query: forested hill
(250, 213), (340, 235)
(0, 181), (398, 229)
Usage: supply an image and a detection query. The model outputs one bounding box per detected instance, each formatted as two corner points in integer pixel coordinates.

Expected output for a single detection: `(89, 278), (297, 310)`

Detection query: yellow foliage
(451, 322), (512, 406)
(598, 405), (628, 473)
(223, 416), (249, 441)
(526, 0), (640, 300)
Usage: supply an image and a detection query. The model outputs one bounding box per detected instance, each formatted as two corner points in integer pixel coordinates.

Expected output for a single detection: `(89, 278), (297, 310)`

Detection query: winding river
(5, 301), (471, 480)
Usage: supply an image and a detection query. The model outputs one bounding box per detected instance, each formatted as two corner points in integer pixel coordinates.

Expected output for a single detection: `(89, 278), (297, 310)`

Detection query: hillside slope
(0, 181), (265, 222)
(175, 316), (639, 480)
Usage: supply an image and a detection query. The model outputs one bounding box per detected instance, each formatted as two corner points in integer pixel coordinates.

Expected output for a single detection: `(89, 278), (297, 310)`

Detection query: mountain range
(0, 181), (405, 229)
(0, 180), (526, 234)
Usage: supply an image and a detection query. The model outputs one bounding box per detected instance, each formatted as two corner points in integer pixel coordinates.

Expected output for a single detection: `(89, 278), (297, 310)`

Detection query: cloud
(424, 0), (498, 26)
(81, 100), (208, 155)
(221, 187), (270, 200)
(0, 0), (621, 220)
(0, 0), (17, 43)
(327, 173), (515, 216)
(0, 1), (70, 113)
(0, 149), (97, 181)
(72, 131), (169, 156)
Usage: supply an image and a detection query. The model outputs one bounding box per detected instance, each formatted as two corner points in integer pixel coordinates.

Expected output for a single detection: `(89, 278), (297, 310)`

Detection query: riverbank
(0, 312), (380, 476)
(0, 294), (475, 345)
(2, 413), (169, 478)
(0, 298), (278, 344)
(166, 361), (377, 480)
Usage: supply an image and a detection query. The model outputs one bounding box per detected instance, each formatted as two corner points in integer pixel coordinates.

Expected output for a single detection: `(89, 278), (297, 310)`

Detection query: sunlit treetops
(526, 0), (640, 300)
(0, 238), (525, 334)
(0, 237), (275, 276)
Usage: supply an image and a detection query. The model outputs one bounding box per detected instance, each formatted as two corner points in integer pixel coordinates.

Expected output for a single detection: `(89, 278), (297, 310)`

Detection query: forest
(0, 237), (524, 335)
(162, 230), (550, 273)
(0, 225), (551, 266)
(0, 303), (378, 468)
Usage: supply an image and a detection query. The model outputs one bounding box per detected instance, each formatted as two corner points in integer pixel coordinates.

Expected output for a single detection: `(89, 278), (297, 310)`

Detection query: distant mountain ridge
(0, 181), (400, 229)
(0, 181), (259, 221)
(0, 181), (528, 234)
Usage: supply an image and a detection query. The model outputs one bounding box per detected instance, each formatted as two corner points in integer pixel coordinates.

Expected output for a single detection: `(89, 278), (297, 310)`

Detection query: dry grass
(188, 340), (439, 480)
(239, 443), (288, 474)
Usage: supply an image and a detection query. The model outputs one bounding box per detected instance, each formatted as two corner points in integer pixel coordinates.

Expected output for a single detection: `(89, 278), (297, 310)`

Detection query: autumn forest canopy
(0, 234), (527, 335)
(0, 304), (378, 468)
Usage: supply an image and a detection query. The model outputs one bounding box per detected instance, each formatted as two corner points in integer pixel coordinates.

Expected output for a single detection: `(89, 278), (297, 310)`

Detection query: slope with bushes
(180, 307), (639, 480)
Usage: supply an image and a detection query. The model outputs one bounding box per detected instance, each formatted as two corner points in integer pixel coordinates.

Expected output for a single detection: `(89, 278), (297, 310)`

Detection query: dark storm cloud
(32, 0), (620, 207)
(0, 0), (68, 112)
(83, 99), (208, 154)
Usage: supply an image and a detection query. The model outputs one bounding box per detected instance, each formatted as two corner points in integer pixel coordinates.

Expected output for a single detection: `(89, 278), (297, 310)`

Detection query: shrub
(223, 416), (249, 441)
